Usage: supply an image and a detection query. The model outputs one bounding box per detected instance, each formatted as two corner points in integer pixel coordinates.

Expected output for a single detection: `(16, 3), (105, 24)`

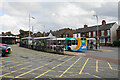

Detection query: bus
(19, 37), (33, 48)
(48, 37), (87, 51)
(20, 37), (87, 53)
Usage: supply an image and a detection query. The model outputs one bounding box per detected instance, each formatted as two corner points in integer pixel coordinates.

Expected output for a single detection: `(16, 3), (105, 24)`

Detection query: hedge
(113, 40), (120, 47)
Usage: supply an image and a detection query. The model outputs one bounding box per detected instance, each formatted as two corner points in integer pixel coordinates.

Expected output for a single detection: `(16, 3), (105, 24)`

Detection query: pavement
(64, 46), (119, 64)
(84, 47), (120, 64)
(0, 45), (119, 80)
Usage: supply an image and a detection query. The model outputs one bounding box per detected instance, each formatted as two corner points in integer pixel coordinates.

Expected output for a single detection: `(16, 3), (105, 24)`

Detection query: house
(0, 32), (20, 44)
(46, 28), (76, 38)
(116, 26), (120, 40)
(73, 20), (118, 46)
(62, 29), (76, 38)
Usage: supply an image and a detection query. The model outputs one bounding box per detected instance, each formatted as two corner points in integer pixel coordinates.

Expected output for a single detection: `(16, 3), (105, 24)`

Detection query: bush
(113, 40), (120, 47)
(107, 43), (112, 47)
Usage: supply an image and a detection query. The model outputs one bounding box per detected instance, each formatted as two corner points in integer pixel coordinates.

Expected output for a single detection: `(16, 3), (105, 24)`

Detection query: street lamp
(28, 14), (35, 48)
(93, 14), (99, 49)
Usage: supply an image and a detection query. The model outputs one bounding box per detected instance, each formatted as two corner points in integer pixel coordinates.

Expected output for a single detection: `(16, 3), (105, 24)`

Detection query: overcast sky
(0, 0), (118, 34)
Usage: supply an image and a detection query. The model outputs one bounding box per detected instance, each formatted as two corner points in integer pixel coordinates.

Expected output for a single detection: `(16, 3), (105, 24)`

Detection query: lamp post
(93, 14), (99, 49)
(28, 14), (35, 48)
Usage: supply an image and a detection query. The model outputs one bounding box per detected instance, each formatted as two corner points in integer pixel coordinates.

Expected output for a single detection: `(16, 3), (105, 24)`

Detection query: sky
(0, 0), (119, 34)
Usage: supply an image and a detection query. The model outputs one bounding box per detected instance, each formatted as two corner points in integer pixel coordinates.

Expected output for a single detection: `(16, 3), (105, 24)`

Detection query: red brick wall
(99, 30), (101, 36)
(117, 30), (120, 40)
(91, 31), (93, 37)
(104, 30), (107, 36)
(69, 30), (75, 37)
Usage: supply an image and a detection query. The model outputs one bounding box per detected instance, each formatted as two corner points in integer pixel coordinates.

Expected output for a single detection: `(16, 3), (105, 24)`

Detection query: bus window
(81, 38), (86, 40)
(62, 40), (65, 45)
(75, 40), (78, 45)
(67, 40), (71, 46)
(58, 40), (61, 45)
(53, 40), (56, 45)
(71, 40), (75, 45)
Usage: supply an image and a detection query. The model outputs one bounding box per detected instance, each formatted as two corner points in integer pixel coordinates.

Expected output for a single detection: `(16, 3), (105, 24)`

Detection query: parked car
(0, 44), (12, 56)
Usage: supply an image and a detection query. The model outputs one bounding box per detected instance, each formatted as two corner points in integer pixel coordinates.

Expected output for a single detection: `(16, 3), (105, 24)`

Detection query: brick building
(73, 20), (118, 46)
(46, 28), (75, 38)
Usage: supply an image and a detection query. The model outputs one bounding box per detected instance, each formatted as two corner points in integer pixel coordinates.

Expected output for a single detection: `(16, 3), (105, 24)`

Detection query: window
(73, 34), (77, 38)
(107, 30), (110, 36)
(77, 34), (78, 37)
(86, 33), (89, 37)
(67, 40), (71, 46)
(100, 38), (105, 43)
(71, 40), (75, 45)
(89, 32), (91, 37)
(83, 33), (85, 37)
(66, 35), (67, 38)
(107, 38), (110, 43)
(93, 31), (96, 37)
(78, 33), (81, 37)
(101, 31), (104, 36)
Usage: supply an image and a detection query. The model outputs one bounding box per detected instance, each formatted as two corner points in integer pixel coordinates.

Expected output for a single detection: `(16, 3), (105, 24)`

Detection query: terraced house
(73, 20), (118, 46)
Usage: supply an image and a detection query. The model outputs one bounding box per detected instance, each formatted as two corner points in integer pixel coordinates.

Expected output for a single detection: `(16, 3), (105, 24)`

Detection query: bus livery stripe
(72, 38), (81, 51)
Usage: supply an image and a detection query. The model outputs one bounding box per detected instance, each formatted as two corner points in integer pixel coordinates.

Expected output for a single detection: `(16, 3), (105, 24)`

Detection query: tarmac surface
(0, 45), (119, 80)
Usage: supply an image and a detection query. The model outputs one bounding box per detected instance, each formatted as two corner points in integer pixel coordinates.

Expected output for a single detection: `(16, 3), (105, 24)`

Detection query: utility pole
(93, 15), (99, 49)
(28, 14), (30, 48)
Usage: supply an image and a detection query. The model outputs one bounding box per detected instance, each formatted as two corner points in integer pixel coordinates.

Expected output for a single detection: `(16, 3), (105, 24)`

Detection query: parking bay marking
(79, 58), (89, 74)
(96, 60), (98, 72)
(107, 62), (113, 70)
(2, 54), (62, 68)
(59, 57), (81, 77)
(34, 56), (75, 78)
(2, 54), (57, 64)
(14, 56), (68, 78)
(0, 65), (32, 77)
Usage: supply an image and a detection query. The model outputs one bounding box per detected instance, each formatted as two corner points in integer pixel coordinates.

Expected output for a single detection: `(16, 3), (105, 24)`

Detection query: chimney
(2, 32), (4, 34)
(84, 24), (88, 28)
(50, 30), (52, 33)
(102, 20), (106, 25)
(43, 32), (45, 36)
(56, 30), (58, 32)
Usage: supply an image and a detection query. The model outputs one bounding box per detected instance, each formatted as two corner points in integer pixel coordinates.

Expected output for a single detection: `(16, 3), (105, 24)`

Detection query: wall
(110, 23), (118, 43)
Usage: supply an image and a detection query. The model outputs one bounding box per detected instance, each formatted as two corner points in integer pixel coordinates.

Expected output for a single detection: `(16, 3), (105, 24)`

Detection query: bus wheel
(68, 47), (71, 51)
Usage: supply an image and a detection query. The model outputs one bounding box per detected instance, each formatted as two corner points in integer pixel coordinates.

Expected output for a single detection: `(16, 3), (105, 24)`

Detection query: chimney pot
(84, 24), (88, 28)
(50, 30), (52, 32)
(102, 20), (106, 25)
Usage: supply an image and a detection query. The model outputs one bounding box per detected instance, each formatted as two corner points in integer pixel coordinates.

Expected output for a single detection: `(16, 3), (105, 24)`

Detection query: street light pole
(28, 14), (35, 48)
(93, 15), (99, 49)
(28, 14), (30, 48)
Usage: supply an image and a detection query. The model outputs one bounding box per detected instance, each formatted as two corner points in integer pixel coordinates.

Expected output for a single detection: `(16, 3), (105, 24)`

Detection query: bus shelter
(87, 38), (96, 49)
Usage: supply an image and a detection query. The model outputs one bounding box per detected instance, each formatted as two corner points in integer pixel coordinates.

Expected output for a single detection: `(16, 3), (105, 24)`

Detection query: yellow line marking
(96, 60), (98, 72)
(3, 54), (61, 68)
(79, 58), (89, 74)
(107, 62), (113, 70)
(2, 75), (14, 78)
(0, 65), (32, 77)
(34, 56), (75, 78)
(59, 57), (81, 77)
(14, 56), (67, 78)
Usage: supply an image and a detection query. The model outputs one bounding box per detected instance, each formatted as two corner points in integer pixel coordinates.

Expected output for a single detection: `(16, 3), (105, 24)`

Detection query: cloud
(0, 2), (118, 34)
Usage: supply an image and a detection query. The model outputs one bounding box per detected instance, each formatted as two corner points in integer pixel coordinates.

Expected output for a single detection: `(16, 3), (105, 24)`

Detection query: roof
(0, 36), (15, 38)
(63, 30), (71, 35)
(117, 26), (120, 30)
(74, 22), (116, 34)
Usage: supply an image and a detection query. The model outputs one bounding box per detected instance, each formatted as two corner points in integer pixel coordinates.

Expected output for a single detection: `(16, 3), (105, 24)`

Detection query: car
(0, 44), (12, 56)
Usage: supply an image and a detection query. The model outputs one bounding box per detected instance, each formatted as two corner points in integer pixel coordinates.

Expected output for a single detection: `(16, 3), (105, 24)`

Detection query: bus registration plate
(82, 46), (86, 49)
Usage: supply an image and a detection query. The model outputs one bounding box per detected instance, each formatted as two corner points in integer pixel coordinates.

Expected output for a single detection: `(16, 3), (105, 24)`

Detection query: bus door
(81, 38), (87, 50)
